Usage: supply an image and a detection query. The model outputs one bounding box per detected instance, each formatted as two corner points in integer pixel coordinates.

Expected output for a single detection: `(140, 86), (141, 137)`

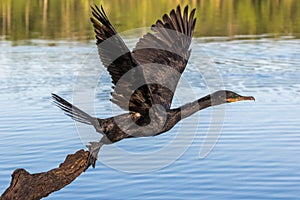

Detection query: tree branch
(1, 149), (90, 200)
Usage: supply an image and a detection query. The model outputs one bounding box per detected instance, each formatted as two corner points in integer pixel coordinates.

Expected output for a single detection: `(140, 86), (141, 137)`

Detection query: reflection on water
(0, 0), (300, 45)
(0, 38), (299, 199)
(1, 0), (299, 198)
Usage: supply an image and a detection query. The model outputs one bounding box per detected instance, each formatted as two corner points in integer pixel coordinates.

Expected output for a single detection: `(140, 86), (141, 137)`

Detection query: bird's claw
(86, 141), (103, 168)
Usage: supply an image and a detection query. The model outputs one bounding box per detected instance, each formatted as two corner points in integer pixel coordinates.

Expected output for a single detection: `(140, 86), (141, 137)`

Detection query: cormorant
(52, 5), (255, 167)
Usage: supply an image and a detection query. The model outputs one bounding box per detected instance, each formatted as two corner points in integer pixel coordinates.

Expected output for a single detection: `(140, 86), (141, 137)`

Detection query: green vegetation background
(1, 0), (299, 44)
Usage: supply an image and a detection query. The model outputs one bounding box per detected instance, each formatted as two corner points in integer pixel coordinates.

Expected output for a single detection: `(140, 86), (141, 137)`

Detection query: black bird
(52, 5), (254, 167)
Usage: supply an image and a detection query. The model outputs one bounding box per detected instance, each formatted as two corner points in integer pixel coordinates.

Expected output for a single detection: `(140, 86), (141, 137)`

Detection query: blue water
(0, 38), (300, 199)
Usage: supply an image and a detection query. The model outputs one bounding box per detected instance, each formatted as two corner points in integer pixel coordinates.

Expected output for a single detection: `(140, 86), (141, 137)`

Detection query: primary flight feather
(52, 5), (254, 167)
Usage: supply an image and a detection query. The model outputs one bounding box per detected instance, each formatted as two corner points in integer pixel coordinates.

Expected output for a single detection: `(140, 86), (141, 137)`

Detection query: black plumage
(52, 5), (254, 167)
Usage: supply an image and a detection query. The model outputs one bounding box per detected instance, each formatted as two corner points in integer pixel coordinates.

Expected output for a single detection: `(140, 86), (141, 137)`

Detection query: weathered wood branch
(1, 149), (90, 200)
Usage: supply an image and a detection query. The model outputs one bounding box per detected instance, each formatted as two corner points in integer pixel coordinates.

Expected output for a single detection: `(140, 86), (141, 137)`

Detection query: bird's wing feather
(132, 5), (196, 109)
(91, 5), (153, 115)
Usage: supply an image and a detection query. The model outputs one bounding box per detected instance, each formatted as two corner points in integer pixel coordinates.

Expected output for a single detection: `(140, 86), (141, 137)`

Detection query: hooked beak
(227, 96), (255, 103)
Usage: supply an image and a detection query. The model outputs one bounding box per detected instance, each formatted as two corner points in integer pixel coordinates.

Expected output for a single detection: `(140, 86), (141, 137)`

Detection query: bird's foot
(86, 141), (103, 168)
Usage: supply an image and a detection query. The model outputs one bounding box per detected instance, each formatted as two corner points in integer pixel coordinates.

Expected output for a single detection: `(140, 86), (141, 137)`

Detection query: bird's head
(210, 90), (255, 105)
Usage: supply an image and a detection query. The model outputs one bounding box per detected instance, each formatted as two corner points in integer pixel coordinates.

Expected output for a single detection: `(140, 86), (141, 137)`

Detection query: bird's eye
(229, 94), (237, 99)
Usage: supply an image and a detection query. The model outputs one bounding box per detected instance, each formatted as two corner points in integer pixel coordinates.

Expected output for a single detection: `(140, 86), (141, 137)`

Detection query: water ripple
(1, 39), (300, 199)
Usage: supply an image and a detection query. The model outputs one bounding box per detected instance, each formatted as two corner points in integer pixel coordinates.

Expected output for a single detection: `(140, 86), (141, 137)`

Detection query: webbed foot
(86, 141), (103, 168)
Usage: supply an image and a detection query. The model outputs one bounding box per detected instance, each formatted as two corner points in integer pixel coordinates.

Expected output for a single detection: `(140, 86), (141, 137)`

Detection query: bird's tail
(51, 93), (94, 125)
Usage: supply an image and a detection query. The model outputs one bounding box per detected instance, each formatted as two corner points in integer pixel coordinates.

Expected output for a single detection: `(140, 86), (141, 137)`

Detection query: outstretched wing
(132, 5), (196, 109)
(91, 5), (153, 115)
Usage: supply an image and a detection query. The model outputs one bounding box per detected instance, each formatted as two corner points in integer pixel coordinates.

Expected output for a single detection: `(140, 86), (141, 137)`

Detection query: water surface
(1, 0), (300, 199)
(0, 38), (299, 199)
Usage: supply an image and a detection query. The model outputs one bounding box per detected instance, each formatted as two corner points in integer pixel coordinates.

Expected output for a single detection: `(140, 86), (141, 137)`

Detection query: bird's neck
(173, 94), (216, 120)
